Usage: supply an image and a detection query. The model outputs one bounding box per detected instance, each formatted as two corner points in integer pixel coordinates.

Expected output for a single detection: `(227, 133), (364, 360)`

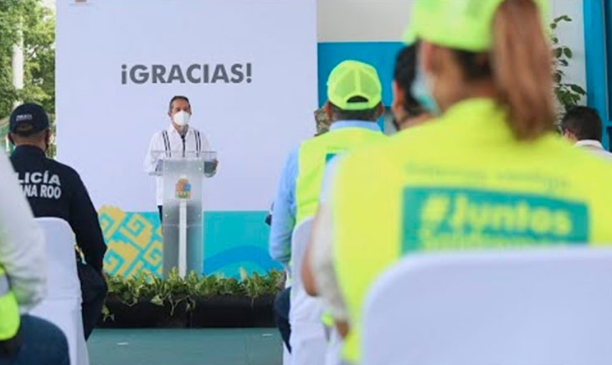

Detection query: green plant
(551, 15), (586, 113)
(102, 268), (284, 321)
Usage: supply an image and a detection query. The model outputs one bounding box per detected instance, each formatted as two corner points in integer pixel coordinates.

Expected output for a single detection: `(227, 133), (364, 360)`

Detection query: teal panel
(101, 210), (280, 279)
(203, 211), (281, 277)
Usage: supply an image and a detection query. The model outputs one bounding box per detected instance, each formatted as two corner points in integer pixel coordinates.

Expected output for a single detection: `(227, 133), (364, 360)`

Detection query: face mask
(173, 111), (190, 126)
(411, 63), (440, 116)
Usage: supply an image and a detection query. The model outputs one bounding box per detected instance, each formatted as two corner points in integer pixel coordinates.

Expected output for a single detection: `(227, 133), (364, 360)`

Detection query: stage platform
(88, 328), (283, 365)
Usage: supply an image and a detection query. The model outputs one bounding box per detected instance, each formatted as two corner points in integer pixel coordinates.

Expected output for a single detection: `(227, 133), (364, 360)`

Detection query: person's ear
(419, 41), (437, 75)
(7, 133), (14, 146)
(563, 130), (577, 143)
(375, 102), (385, 120)
(324, 101), (333, 120)
(391, 81), (406, 117)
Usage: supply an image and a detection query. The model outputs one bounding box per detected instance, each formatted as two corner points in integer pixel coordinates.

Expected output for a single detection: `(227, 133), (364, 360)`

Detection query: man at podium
(143, 95), (218, 221)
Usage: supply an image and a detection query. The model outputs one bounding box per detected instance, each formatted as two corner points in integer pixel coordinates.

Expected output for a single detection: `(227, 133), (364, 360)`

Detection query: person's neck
(173, 124), (188, 137)
(15, 142), (45, 151)
(439, 81), (497, 112)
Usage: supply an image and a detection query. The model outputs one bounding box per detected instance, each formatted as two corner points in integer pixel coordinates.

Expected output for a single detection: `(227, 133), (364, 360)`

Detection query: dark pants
(78, 262), (108, 340)
(274, 287), (292, 352)
(158, 205), (163, 222)
(0, 315), (70, 365)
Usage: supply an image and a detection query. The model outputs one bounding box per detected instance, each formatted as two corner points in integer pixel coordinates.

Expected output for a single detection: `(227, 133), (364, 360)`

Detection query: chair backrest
(290, 217), (314, 293)
(35, 217), (80, 297)
(362, 247), (612, 365)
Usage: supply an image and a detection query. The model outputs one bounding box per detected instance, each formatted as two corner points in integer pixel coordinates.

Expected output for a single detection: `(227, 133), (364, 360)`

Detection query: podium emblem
(175, 177), (192, 199)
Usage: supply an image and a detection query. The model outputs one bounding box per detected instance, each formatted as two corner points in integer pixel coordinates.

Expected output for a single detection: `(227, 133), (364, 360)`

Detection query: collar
(329, 120), (381, 132)
(440, 98), (511, 134)
(442, 98), (504, 123)
(167, 124), (193, 136)
(12, 145), (46, 158)
(575, 140), (604, 149)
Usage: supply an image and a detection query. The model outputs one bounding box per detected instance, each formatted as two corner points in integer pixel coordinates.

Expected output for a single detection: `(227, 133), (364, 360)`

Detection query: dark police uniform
(8, 103), (107, 340)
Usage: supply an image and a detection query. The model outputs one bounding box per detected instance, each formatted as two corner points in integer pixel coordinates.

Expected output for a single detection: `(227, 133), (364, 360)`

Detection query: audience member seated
(561, 106), (612, 160)
(303, 0), (612, 364)
(8, 103), (108, 340)
(0, 149), (69, 365)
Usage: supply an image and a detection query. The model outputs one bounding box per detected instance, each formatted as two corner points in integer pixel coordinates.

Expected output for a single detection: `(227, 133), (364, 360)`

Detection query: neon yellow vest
(295, 126), (385, 225)
(0, 266), (20, 341)
(332, 99), (612, 364)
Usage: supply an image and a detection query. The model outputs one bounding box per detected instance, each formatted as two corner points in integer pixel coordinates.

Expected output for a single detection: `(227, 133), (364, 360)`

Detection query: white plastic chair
(324, 325), (343, 365)
(362, 247), (612, 365)
(30, 217), (90, 365)
(289, 217), (327, 365)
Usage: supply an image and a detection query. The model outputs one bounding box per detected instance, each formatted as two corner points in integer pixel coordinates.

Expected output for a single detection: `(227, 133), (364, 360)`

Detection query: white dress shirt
(575, 140), (612, 161)
(0, 150), (46, 311)
(144, 124), (212, 206)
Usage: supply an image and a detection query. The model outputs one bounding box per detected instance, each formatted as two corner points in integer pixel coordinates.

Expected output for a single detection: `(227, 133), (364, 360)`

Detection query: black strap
(162, 130), (170, 157)
(195, 130), (202, 153)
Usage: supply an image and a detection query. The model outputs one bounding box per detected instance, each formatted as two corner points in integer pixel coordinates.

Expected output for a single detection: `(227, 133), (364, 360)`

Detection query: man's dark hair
(561, 106), (603, 141)
(168, 95), (190, 113)
(329, 96), (380, 122)
(394, 44), (423, 115)
(10, 129), (48, 145)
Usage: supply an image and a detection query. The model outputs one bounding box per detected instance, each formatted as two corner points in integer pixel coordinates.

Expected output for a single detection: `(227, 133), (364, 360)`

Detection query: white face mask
(173, 111), (190, 126)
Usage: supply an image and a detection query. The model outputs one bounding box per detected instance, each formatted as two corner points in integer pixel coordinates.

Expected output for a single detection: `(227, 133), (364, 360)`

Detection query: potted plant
(101, 270), (190, 328)
(188, 269), (281, 328)
(99, 268), (284, 329)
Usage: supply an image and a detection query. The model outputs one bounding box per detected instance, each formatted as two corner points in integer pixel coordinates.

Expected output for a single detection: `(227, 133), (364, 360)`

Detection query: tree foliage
(0, 0), (24, 117)
(21, 0), (56, 115)
(550, 15), (586, 113)
(0, 0), (55, 155)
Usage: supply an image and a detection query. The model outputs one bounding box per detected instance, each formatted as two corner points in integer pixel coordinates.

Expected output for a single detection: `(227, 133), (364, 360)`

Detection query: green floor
(88, 329), (283, 365)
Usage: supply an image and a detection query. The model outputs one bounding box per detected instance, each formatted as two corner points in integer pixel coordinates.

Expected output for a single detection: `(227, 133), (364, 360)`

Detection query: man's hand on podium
(204, 158), (219, 177)
(155, 159), (163, 173)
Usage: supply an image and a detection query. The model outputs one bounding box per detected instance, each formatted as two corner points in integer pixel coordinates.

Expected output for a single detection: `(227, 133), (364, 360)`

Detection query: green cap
(327, 60), (383, 111)
(403, 0), (549, 52)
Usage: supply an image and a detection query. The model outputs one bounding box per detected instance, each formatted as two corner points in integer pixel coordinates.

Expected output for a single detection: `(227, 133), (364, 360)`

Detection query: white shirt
(144, 124), (212, 205)
(309, 157), (349, 322)
(0, 150), (46, 311)
(575, 140), (612, 161)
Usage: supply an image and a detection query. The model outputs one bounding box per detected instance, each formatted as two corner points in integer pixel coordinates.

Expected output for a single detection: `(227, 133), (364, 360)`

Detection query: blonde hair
(492, 0), (556, 140)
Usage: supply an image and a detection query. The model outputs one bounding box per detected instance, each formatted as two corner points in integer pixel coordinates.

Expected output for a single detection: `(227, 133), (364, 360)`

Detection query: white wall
(317, 0), (411, 42)
(550, 0), (586, 94)
(317, 0), (587, 91)
(56, 0), (318, 212)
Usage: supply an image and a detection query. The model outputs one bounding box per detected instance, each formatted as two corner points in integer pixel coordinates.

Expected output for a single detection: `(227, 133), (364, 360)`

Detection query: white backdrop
(55, 0), (318, 212)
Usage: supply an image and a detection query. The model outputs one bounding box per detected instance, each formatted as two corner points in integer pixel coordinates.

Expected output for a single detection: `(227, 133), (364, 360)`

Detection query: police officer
(0, 148), (69, 365)
(8, 103), (108, 340)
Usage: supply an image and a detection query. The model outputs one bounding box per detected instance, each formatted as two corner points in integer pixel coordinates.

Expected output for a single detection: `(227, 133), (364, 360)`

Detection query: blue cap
(9, 103), (50, 136)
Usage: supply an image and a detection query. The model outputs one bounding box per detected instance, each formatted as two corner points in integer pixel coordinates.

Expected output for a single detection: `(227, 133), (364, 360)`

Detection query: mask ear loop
(392, 114), (407, 132)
